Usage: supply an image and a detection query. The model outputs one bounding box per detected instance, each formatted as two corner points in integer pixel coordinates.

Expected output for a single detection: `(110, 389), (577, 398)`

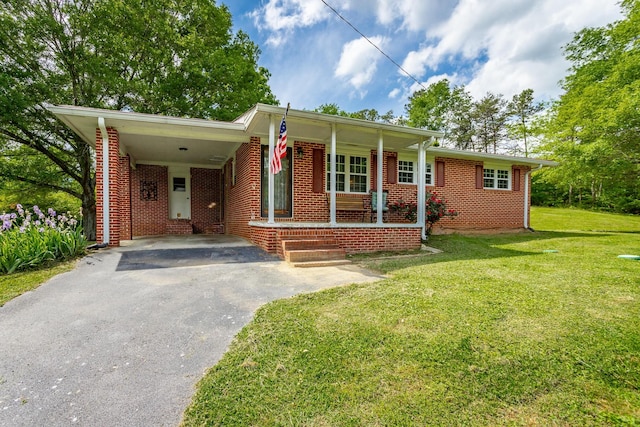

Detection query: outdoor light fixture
(179, 147), (188, 151)
(296, 146), (304, 159)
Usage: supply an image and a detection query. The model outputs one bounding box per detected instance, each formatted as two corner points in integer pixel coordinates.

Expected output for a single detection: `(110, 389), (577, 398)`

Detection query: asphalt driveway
(0, 235), (382, 426)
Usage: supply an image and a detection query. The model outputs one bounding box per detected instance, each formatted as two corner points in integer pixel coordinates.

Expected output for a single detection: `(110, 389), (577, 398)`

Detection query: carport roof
(47, 103), (444, 169)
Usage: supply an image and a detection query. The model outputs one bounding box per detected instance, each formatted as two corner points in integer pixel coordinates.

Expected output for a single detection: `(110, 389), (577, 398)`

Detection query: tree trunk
(78, 141), (97, 241)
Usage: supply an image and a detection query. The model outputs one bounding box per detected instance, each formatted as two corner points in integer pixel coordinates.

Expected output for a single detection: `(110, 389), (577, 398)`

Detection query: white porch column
(329, 123), (337, 226)
(376, 131), (384, 225)
(417, 140), (427, 239)
(267, 115), (275, 224)
(98, 117), (109, 245)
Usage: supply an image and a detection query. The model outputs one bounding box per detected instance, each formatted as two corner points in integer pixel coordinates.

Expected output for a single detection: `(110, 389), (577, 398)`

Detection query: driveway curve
(0, 236), (382, 426)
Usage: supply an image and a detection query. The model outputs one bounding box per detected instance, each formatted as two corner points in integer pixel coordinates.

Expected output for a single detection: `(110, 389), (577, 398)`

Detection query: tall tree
(472, 92), (508, 154)
(0, 0), (277, 239)
(539, 0), (640, 212)
(508, 89), (544, 157)
(405, 79), (453, 131)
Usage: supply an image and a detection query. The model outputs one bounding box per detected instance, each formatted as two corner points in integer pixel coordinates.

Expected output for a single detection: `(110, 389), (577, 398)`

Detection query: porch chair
(370, 190), (389, 222)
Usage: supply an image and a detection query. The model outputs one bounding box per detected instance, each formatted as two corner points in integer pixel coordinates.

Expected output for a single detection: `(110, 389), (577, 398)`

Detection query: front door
(169, 167), (191, 219)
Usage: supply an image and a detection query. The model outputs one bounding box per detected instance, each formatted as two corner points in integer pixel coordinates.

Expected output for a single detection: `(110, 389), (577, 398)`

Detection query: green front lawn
(182, 208), (640, 426)
(0, 261), (76, 307)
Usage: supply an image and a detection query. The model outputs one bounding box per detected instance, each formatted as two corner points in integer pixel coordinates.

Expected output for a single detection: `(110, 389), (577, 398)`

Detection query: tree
(314, 104), (396, 124)
(0, 0), (277, 239)
(471, 92), (509, 154)
(405, 79), (453, 131)
(539, 0), (640, 212)
(508, 89), (544, 157)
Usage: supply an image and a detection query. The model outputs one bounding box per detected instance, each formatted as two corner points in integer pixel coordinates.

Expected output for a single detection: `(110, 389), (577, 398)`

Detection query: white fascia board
(428, 147), (558, 167)
(251, 103), (445, 140)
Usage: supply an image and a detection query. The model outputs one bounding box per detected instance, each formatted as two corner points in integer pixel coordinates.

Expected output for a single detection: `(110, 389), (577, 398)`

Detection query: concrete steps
(280, 236), (349, 266)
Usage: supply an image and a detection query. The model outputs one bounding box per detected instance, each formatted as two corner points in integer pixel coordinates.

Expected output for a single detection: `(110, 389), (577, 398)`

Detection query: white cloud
(400, 0), (623, 101)
(249, 0), (330, 47)
(375, 0), (454, 32)
(335, 36), (389, 92)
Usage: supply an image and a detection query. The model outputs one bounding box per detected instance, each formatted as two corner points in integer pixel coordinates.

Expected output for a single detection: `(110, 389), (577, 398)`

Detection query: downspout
(524, 164), (543, 230)
(98, 117), (109, 245)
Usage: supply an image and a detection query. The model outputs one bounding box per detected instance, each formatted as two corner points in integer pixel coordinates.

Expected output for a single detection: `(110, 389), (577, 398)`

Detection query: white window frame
(398, 160), (414, 183)
(398, 157), (434, 186)
(425, 162), (433, 186)
(483, 165), (511, 190)
(326, 152), (369, 194)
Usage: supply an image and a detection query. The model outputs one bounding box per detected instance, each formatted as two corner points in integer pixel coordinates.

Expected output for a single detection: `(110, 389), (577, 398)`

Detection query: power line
(320, 0), (428, 91)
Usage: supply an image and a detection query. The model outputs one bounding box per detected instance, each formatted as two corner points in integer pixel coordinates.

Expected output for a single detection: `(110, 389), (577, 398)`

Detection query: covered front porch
(48, 103), (444, 257)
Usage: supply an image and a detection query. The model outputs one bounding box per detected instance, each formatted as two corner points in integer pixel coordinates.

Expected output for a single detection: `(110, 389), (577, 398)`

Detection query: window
(326, 154), (368, 193)
(173, 177), (185, 192)
(350, 156), (367, 193)
(398, 161), (414, 183)
(326, 154), (346, 192)
(397, 160), (433, 185)
(484, 167), (510, 190)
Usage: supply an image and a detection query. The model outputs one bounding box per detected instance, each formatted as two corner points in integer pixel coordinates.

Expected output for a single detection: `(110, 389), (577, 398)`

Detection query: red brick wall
(191, 168), (223, 233)
(225, 137), (261, 239)
(424, 158), (531, 232)
(130, 164), (169, 236)
(119, 155), (132, 240)
(292, 141), (331, 222)
(95, 127), (121, 246)
(250, 225), (422, 255)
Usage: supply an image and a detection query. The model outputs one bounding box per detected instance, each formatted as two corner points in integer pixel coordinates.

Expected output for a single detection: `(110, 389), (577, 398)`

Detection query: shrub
(390, 192), (458, 237)
(0, 205), (86, 274)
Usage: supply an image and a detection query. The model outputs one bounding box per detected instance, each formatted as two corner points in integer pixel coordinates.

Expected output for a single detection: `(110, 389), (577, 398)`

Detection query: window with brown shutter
(387, 155), (397, 184)
(312, 148), (324, 193)
(476, 165), (483, 189)
(436, 161), (445, 187)
(513, 168), (521, 191)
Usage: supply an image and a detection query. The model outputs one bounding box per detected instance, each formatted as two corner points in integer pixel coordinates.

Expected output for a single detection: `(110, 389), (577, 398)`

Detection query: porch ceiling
(47, 104), (445, 169)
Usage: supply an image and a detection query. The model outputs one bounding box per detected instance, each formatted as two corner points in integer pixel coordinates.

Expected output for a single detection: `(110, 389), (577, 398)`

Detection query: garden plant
(390, 191), (458, 237)
(0, 204), (86, 274)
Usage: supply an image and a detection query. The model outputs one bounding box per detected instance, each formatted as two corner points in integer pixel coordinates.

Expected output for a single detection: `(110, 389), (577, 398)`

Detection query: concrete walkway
(0, 236), (382, 426)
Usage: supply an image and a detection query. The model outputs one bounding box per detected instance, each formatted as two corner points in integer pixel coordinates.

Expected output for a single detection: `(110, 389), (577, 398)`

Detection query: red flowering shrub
(390, 192), (458, 237)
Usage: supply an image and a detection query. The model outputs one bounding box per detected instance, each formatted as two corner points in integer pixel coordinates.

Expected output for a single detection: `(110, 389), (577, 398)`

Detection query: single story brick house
(49, 103), (556, 257)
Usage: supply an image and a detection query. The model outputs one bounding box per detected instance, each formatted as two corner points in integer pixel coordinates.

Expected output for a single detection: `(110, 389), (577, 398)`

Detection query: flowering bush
(0, 205), (86, 274)
(390, 192), (458, 237)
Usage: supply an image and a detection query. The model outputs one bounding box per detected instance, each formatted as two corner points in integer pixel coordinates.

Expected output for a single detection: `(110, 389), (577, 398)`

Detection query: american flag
(269, 105), (289, 174)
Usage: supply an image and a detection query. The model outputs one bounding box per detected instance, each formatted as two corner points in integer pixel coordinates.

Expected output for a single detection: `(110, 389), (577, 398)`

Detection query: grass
(0, 260), (76, 307)
(182, 207), (640, 426)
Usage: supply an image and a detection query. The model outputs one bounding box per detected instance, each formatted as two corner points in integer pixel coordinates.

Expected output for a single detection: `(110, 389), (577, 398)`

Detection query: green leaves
(540, 0), (640, 213)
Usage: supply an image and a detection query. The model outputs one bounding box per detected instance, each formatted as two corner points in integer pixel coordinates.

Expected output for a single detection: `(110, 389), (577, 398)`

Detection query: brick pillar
(119, 155), (132, 240)
(95, 127), (121, 246)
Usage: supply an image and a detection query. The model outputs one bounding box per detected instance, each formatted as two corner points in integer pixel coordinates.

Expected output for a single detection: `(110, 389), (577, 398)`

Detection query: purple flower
(38, 227), (45, 233)
(3, 219), (12, 231)
(33, 205), (42, 216)
(48, 208), (56, 217)
(19, 226), (26, 233)
(35, 220), (41, 226)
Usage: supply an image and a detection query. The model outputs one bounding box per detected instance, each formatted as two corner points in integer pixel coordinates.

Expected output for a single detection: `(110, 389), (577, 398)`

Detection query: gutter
(524, 164), (544, 229)
(98, 117), (109, 245)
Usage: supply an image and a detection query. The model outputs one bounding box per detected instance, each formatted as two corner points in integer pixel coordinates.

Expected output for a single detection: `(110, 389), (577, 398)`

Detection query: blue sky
(222, 0), (622, 117)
